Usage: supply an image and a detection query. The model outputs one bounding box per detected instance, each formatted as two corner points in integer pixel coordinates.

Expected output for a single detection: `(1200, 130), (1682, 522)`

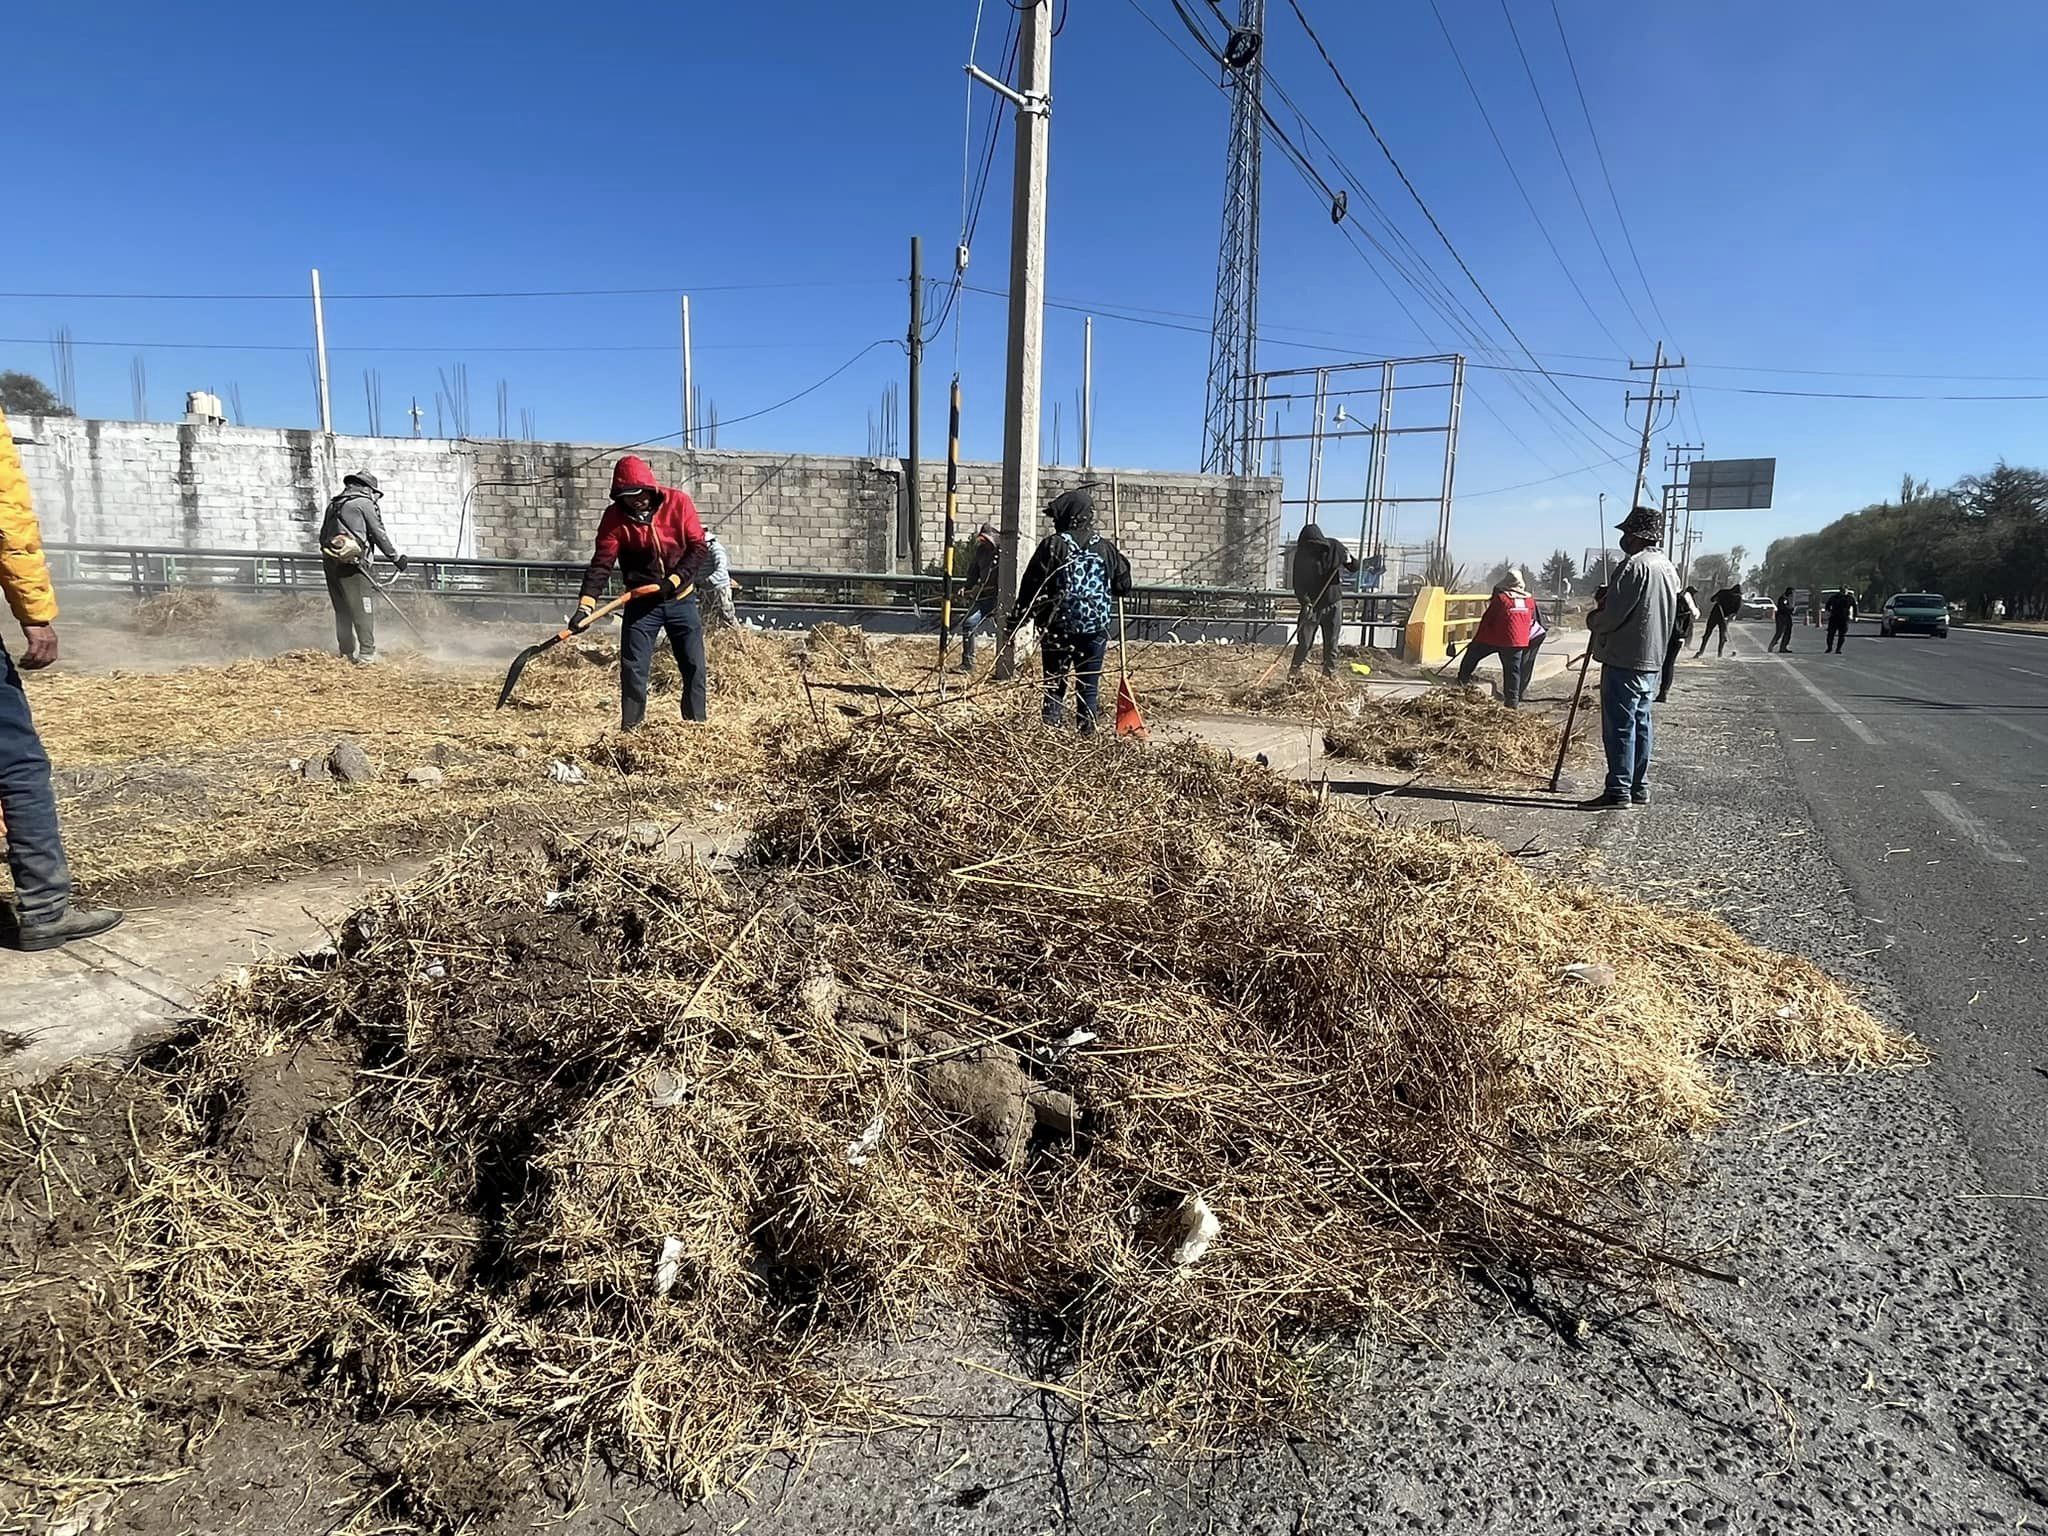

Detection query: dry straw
(1, 696), (1913, 1530)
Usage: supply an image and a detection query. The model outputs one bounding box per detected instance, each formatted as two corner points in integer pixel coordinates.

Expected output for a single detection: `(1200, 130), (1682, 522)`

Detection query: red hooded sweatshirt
(577, 456), (711, 602)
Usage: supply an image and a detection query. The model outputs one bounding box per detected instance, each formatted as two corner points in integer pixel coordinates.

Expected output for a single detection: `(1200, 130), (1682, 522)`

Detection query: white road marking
(1767, 657), (1884, 745)
(2008, 664), (2048, 680)
(1986, 715), (2048, 748)
(1920, 790), (2027, 866)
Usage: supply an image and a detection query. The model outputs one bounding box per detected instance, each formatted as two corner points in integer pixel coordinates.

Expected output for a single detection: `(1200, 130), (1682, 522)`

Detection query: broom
(1110, 476), (1147, 738)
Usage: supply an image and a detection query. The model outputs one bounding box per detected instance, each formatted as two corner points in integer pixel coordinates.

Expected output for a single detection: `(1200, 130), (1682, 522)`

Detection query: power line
(1494, 0), (1653, 343)
(0, 281), (891, 302)
(0, 335), (866, 356)
(1424, 0), (1631, 354)
(1278, 0), (1636, 453)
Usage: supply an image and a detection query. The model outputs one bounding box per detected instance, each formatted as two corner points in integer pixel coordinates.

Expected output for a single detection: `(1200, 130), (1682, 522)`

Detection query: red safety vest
(1474, 591), (1535, 648)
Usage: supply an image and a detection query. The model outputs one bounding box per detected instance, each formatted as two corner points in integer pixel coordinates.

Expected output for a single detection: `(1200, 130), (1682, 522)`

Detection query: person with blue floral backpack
(1003, 488), (1133, 732)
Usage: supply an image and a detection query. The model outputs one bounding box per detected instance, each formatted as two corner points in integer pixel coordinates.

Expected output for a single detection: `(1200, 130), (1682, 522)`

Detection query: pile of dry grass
(15, 628), (947, 900)
(1324, 687), (1576, 782)
(0, 712), (1912, 1530)
(128, 587), (227, 635)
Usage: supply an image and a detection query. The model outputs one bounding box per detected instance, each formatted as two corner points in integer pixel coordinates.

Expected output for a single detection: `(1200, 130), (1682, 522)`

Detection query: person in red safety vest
(570, 455), (713, 728)
(1456, 570), (1537, 708)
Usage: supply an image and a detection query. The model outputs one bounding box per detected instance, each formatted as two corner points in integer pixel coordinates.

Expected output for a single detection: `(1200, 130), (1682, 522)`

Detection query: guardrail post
(1403, 586), (1445, 662)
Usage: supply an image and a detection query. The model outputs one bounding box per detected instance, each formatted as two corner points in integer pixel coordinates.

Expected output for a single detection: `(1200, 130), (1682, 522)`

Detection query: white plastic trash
(1166, 1194), (1221, 1266)
(548, 760), (587, 785)
(845, 1113), (885, 1167)
(653, 1236), (685, 1298)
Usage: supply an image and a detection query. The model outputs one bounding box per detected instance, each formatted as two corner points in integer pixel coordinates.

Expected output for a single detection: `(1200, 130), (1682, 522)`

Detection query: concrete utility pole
(971, 0), (1052, 676)
(680, 296), (695, 449)
(310, 268), (332, 436)
(1626, 341), (1682, 516)
(408, 397), (423, 438)
(906, 235), (924, 568)
(1081, 315), (1094, 469)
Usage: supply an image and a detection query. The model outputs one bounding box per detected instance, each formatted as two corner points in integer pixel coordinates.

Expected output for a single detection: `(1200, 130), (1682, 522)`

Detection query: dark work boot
(16, 906), (126, 952)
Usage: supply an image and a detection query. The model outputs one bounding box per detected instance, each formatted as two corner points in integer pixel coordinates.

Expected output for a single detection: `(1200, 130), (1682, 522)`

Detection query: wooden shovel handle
(563, 582), (663, 640)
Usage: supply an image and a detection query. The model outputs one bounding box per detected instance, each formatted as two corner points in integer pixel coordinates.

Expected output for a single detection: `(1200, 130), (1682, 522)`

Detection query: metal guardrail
(44, 542), (1416, 638)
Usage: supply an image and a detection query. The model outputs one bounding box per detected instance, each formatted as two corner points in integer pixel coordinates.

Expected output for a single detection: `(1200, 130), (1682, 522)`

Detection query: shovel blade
(496, 642), (548, 709)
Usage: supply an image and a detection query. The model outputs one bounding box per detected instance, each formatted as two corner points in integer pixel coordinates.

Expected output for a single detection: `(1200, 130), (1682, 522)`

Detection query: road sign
(1687, 457), (1776, 511)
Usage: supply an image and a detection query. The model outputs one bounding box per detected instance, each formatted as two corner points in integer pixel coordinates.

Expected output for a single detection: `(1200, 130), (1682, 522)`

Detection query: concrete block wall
(10, 416), (1281, 586)
(911, 464), (1283, 588)
(9, 418), (477, 556)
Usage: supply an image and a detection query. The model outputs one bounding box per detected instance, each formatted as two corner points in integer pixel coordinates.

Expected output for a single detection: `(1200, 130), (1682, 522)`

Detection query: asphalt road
(1728, 617), (2048, 1282)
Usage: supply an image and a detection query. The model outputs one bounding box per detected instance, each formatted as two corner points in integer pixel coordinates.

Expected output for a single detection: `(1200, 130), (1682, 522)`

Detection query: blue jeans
(1599, 664), (1657, 801)
(620, 594), (707, 728)
(1041, 628), (1109, 732)
(0, 643), (71, 926)
(957, 603), (992, 666)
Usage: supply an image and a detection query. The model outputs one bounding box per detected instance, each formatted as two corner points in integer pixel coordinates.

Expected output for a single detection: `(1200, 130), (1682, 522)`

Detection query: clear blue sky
(8, 0), (2047, 571)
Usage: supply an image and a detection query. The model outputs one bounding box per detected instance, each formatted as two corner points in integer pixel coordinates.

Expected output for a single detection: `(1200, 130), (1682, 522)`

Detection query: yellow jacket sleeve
(0, 407), (57, 626)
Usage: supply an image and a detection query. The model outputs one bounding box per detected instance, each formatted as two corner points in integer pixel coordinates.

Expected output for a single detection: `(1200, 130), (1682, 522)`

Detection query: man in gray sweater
(1582, 504), (1679, 810)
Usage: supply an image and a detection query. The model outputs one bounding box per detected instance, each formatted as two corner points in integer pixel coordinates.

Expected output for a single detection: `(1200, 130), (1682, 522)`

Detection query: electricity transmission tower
(1201, 0), (1265, 477)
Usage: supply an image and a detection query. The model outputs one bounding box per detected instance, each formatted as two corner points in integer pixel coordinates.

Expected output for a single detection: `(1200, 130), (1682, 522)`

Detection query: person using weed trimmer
(319, 470), (407, 666)
(0, 406), (123, 950)
(571, 455), (711, 728)
(1003, 489), (1132, 733)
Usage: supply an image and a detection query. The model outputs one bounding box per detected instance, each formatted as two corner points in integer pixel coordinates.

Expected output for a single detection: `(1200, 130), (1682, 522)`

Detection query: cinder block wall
(10, 417), (1282, 586)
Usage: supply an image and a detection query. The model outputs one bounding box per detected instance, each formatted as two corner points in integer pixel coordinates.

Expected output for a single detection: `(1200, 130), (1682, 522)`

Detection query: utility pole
(680, 296), (694, 449)
(408, 397), (423, 438)
(310, 268), (332, 436)
(906, 236), (924, 569)
(1625, 341), (1681, 514)
(1081, 315), (1094, 469)
(1662, 441), (1705, 576)
(970, 0), (1052, 677)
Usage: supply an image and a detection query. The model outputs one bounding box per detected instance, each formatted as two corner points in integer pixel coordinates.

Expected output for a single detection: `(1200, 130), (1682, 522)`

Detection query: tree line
(1754, 464), (2048, 617)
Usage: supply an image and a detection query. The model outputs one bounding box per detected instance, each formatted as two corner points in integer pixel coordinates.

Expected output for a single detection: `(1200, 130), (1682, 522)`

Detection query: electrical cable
(1279, 0), (1636, 452)
(0, 281), (889, 302)
(1494, 0), (1654, 344)
(1423, 0), (1632, 354)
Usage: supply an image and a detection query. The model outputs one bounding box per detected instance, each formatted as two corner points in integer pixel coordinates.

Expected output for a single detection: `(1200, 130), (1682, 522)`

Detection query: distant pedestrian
(1695, 583), (1741, 657)
(1289, 520), (1359, 677)
(0, 406), (124, 950)
(1005, 489), (1133, 732)
(1456, 569), (1536, 708)
(318, 470), (407, 665)
(702, 533), (738, 628)
(1824, 588), (1854, 653)
(953, 522), (999, 673)
(1993, 598), (2008, 621)
(1582, 505), (1680, 811)
(1657, 585), (1699, 703)
(570, 456), (711, 729)
(1770, 588), (1796, 652)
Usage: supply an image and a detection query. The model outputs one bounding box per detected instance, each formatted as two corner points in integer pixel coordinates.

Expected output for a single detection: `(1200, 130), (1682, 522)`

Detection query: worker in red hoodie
(571, 456), (712, 727)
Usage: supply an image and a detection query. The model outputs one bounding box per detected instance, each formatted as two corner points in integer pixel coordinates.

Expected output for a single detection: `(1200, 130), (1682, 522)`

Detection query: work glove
(658, 571), (687, 599)
(393, 553), (410, 573)
(567, 597), (598, 633)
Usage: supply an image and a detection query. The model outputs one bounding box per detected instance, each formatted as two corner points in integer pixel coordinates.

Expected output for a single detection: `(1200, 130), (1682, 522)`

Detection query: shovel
(496, 584), (660, 708)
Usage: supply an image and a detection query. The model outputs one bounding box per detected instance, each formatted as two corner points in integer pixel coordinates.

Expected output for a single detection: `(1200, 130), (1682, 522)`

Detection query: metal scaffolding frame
(1246, 353), (1465, 590)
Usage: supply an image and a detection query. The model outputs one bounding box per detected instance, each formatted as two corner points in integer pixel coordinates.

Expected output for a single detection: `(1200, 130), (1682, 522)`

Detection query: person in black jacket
(1289, 521), (1360, 677)
(1694, 583), (1741, 658)
(1004, 490), (1133, 732)
(1770, 587), (1797, 653)
(953, 522), (1000, 673)
(318, 471), (406, 665)
(1824, 588), (1854, 653)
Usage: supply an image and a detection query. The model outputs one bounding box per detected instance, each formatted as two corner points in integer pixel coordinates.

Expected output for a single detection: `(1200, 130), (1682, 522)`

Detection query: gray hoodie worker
(318, 471), (405, 665)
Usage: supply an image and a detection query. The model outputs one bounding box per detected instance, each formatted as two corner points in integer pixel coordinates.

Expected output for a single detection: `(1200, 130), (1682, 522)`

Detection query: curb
(1951, 622), (2048, 639)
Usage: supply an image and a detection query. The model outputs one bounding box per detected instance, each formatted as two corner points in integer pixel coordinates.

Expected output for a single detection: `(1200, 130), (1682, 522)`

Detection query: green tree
(0, 371), (71, 417)
(1690, 553), (1736, 592)
(1538, 549), (1576, 596)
